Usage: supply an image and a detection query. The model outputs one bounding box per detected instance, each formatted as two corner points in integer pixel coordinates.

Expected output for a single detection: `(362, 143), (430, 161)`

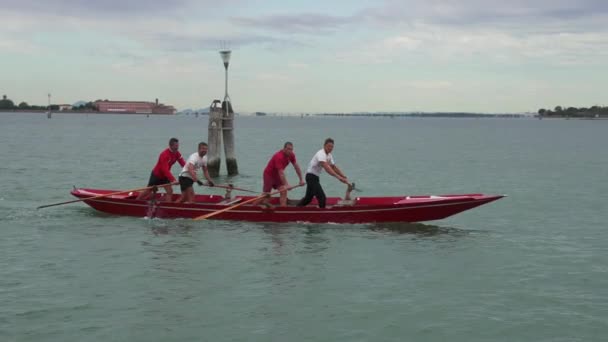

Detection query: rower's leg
(279, 187), (288, 207)
(137, 189), (150, 200)
(315, 183), (327, 208)
(177, 188), (187, 203)
(297, 174), (315, 207)
(297, 186), (313, 207)
(163, 185), (174, 202)
(186, 188), (195, 203)
(181, 187), (194, 203)
(192, 187), (198, 203)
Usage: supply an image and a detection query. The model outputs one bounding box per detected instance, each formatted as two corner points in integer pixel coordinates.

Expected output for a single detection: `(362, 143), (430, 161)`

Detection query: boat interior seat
(286, 199), (301, 206)
(219, 197), (242, 205)
(335, 199), (357, 206)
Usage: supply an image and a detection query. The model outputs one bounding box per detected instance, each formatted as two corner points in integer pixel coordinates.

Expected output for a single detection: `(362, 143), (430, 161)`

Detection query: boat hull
(70, 189), (504, 224)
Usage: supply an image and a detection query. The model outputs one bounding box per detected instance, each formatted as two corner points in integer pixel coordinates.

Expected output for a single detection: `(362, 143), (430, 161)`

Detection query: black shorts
(147, 172), (171, 187)
(179, 176), (194, 191)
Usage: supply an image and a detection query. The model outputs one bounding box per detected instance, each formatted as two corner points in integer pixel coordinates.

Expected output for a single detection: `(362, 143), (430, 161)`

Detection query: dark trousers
(297, 173), (326, 208)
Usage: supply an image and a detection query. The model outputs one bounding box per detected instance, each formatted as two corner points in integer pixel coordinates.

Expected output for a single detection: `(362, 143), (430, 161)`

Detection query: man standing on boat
(137, 137), (186, 202)
(258, 142), (305, 207)
(178, 142), (215, 203)
(297, 138), (350, 208)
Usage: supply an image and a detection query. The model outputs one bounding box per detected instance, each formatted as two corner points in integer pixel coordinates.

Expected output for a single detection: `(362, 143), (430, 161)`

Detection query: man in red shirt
(259, 142), (305, 207)
(137, 137), (186, 202)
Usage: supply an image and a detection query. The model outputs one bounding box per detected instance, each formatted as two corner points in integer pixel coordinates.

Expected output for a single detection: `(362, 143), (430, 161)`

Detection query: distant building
(58, 104), (72, 111)
(94, 99), (176, 114)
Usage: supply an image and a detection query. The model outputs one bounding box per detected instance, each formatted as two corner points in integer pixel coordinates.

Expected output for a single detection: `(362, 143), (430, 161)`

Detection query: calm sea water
(1, 113), (607, 341)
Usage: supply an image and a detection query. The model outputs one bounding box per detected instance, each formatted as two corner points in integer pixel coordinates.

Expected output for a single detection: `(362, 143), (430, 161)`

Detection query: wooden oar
(344, 182), (362, 201)
(37, 182), (177, 209)
(193, 184), (304, 221)
(199, 183), (258, 194)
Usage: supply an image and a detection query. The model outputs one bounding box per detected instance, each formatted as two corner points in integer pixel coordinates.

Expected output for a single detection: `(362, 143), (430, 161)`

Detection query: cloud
(108, 55), (209, 76)
(232, 1), (608, 37)
(287, 62), (310, 69)
(364, 0), (608, 28)
(383, 36), (423, 50)
(332, 23), (608, 67)
(0, 0), (238, 17)
(369, 79), (453, 91)
(228, 1), (608, 69)
(254, 72), (290, 82)
(233, 12), (356, 34)
(0, 3), (291, 58)
(141, 32), (284, 52)
(0, 38), (39, 54)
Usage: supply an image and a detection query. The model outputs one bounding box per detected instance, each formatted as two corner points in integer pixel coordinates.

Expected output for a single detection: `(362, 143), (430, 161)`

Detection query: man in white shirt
(178, 142), (215, 203)
(297, 138), (350, 208)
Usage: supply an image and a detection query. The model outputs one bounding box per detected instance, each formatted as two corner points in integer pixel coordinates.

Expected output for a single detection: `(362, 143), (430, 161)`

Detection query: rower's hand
(298, 180), (305, 186)
(207, 180), (215, 187)
(339, 177), (349, 184)
(196, 180), (203, 186)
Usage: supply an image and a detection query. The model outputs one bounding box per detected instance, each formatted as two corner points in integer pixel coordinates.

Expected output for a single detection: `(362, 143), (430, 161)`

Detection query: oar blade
(37, 183), (177, 210)
(192, 184), (304, 221)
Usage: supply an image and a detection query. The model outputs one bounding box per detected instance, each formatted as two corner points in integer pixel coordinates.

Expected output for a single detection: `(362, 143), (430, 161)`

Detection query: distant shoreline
(315, 113), (527, 118)
(0, 109), (174, 115)
(3, 110), (607, 119)
(539, 116), (608, 120)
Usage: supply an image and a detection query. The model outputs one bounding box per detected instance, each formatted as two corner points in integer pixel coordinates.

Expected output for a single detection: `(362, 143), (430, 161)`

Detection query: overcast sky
(2, 0), (607, 113)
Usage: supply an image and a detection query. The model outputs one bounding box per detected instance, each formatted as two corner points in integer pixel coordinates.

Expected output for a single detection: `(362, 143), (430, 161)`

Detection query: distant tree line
(72, 102), (98, 111)
(1, 95), (53, 110)
(538, 106), (608, 118)
(0, 95), (98, 112)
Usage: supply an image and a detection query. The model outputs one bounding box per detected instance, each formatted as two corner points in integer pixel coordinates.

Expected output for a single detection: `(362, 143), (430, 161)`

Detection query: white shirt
(179, 153), (207, 179)
(306, 149), (335, 176)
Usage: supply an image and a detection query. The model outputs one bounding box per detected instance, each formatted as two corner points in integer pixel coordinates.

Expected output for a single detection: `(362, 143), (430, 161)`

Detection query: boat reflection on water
(149, 220), (194, 236)
(366, 222), (474, 237)
(254, 221), (475, 239)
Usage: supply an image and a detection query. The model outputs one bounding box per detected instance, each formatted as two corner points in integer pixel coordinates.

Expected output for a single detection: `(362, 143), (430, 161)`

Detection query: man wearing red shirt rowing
(137, 137), (186, 202)
(258, 142), (305, 207)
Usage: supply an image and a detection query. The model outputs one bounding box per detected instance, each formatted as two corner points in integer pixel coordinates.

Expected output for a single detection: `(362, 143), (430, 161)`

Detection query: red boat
(70, 188), (504, 224)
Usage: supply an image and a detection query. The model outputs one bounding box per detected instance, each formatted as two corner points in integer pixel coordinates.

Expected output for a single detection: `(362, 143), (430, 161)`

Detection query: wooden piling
(222, 100), (238, 175)
(207, 100), (223, 177)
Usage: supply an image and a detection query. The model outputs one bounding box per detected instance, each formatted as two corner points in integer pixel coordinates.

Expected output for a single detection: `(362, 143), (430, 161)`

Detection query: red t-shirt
(263, 150), (296, 180)
(151, 148), (186, 182)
